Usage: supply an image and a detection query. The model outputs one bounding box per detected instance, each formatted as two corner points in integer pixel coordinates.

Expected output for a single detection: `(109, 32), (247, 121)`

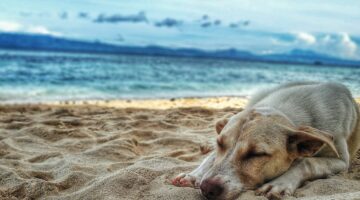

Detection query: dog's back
(249, 82), (359, 157)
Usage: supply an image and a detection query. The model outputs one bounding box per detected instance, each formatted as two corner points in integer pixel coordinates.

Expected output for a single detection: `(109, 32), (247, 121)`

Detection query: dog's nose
(200, 178), (224, 199)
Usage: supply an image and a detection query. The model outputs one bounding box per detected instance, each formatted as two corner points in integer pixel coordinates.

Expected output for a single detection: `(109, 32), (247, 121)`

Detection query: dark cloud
(78, 12), (89, 19)
(201, 22), (212, 28)
(198, 14), (221, 28)
(243, 20), (250, 26)
(60, 12), (68, 20)
(154, 18), (183, 28)
(202, 14), (209, 20)
(229, 23), (239, 28)
(94, 11), (148, 23)
(214, 20), (221, 26)
(229, 20), (251, 28)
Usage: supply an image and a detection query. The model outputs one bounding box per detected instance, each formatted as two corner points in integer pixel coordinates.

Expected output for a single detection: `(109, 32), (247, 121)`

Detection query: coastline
(1, 96), (359, 109)
(51, 96), (249, 109)
(1, 96), (249, 109)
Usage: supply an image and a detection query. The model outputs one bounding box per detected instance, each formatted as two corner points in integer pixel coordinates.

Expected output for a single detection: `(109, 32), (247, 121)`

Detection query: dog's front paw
(171, 173), (199, 188)
(255, 180), (296, 200)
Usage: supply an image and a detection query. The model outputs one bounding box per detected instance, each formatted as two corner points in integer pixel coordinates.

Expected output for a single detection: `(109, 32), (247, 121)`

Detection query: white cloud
(0, 21), (23, 32)
(338, 33), (357, 57)
(295, 32), (316, 45)
(0, 21), (62, 36)
(286, 31), (359, 59)
(318, 33), (358, 59)
(27, 25), (62, 36)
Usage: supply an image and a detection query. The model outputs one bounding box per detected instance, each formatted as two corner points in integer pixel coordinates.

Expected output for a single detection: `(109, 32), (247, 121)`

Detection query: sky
(0, 0), (360, 60)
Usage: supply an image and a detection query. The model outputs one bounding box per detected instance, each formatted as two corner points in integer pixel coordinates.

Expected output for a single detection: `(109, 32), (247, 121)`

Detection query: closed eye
(243, 151), (270, 160)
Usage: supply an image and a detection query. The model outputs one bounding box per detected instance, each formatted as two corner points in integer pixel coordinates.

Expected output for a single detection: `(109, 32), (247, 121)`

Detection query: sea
(0, 50), (359, 103)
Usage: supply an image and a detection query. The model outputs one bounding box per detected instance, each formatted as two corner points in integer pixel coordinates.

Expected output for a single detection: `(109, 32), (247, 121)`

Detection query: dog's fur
(172, 82), (360, 199)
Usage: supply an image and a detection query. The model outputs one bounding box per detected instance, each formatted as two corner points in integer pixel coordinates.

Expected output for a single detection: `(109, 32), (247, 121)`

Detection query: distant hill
(0, 32), (359, 66)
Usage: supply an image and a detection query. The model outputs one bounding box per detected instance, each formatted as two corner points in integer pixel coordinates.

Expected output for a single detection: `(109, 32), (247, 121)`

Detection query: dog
(172, 82), (360, 199)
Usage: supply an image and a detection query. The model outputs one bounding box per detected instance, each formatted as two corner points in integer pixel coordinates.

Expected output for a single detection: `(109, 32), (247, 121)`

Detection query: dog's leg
(256, 138), (349, 199)
(172, 152), (215, 188)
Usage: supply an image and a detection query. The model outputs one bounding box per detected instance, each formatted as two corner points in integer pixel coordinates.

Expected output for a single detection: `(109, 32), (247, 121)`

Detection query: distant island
(0, 32), (359, 67)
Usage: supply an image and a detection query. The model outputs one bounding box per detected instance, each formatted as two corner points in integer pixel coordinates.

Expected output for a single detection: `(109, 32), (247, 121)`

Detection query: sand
(0, 97), (359, 200)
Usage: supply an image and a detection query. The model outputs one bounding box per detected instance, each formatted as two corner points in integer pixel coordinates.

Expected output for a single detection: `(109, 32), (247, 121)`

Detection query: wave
(1, 50), (360, 103)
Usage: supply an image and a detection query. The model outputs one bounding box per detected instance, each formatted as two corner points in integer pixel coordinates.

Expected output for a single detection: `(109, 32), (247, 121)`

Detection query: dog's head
(200, 110), (338, 200)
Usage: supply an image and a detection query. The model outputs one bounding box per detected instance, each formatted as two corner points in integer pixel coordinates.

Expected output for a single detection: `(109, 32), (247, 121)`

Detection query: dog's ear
(282, 125), (339, 158)
(215, 118), (228, 134)
(215, 113), (234, 134)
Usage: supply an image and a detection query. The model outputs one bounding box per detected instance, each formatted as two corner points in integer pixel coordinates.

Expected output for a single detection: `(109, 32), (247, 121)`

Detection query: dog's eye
(243, 151), (270, 160)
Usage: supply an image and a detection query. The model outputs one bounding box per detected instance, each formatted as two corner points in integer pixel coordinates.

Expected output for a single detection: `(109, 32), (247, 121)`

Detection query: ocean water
(0, 50), (360, 103)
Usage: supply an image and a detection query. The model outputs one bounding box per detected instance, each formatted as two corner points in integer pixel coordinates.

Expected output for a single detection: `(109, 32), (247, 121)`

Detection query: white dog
(172, 82), (360, 199)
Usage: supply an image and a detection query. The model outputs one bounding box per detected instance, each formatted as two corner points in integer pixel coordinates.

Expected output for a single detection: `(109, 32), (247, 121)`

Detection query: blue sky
(0, 0), (360, 59)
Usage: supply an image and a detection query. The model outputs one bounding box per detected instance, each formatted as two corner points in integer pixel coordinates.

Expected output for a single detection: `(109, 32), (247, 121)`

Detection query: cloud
(295, 32), (316, 44)
(199, 20), (222, 28)
(154, 18), (183, 28)
(0, 21), (23, 32)
(27, 25), (62, 36)
(94, 11), (148, 23)
(201, 22), (212, 28)
(318, 33), (357, 59)
(229, 23), (239, 28)
(78, 12), (89, 19)
(60, 12), (68, 20)
(202, 15), (209, 20)
(214, 20), (221, 26)
(0, 21), (62, 36)
(272, 31), (359, 59)
(229, 20), (251, 28)
(197, 14), (222, 28)
(293, 32), (357, 58)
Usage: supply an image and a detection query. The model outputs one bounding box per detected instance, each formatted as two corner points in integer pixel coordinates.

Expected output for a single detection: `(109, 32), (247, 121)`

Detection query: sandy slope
(0, 98), (359, 200)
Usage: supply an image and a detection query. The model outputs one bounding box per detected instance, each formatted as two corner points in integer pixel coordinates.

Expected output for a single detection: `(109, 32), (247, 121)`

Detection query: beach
(0, 97), (360, 200)
(2, 1), (360, 199)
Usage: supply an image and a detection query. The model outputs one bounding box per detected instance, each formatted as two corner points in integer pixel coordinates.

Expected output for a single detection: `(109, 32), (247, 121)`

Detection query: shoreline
(0, 96), (249, 109)
(0, 96), (359, 109)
